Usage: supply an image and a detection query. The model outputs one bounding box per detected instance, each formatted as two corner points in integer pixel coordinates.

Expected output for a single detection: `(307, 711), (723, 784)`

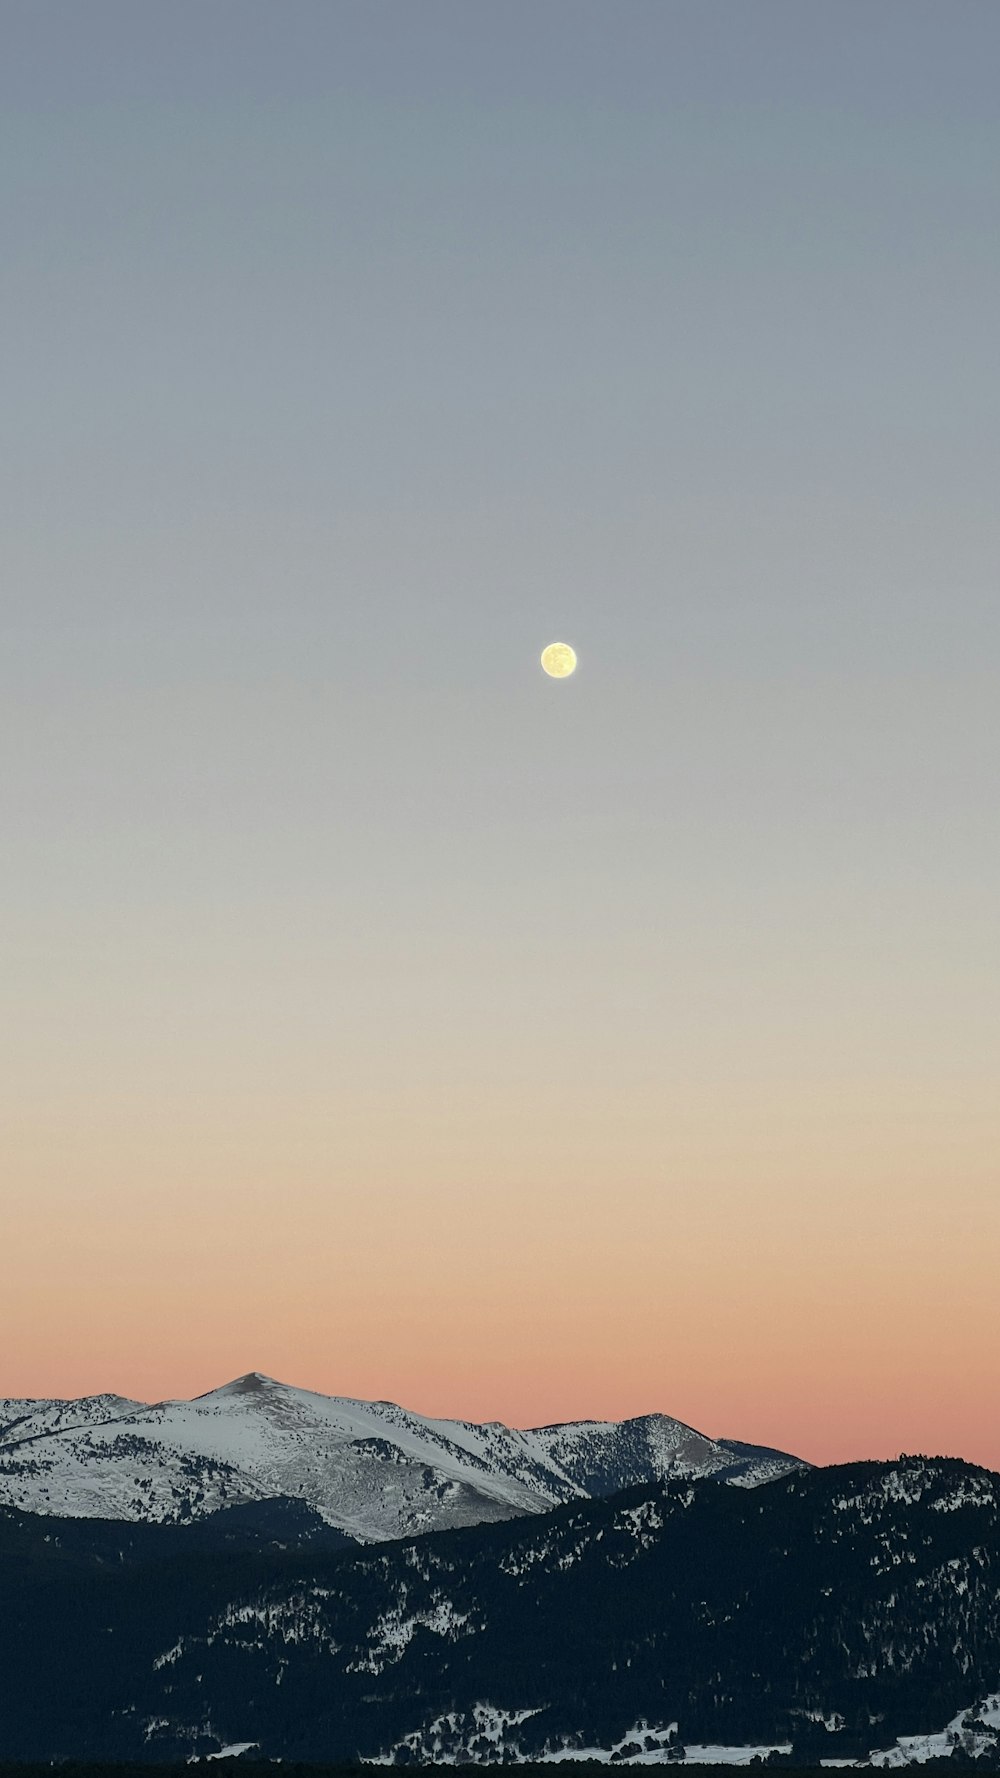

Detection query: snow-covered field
(859, 1691), (1000, 1767)
(365, 1694), (1000, 1767)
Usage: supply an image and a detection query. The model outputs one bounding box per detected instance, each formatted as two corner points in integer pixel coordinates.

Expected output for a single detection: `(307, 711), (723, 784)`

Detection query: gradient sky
(3, 1), (999, 1468)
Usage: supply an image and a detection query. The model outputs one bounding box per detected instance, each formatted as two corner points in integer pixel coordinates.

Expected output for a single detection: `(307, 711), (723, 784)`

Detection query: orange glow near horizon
(6, 1057), (998, 1472)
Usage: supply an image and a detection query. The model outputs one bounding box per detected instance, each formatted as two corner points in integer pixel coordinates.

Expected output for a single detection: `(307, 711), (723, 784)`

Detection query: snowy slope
(0, 1372), (804, 1541)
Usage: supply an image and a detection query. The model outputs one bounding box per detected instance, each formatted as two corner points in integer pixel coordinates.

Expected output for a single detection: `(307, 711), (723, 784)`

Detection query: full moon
(540, 641), (577, 678)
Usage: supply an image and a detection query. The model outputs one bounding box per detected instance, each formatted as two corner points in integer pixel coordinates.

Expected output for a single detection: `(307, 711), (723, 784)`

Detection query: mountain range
(2, 1455), (1000, 1765)
(5, 1375), (999, 1768)
(0, 1371), (804, 1541)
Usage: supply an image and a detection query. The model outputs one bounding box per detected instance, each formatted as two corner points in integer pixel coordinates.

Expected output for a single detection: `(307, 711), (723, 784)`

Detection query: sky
(2, 0), (998, 1469)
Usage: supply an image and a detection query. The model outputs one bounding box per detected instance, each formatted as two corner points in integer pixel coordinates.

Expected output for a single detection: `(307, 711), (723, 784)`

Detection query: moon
(540, 641), (577, 679)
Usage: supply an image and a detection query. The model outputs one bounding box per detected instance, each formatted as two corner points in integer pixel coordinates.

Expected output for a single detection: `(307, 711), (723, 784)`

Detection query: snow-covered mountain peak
(201, 1372), (280, 1397)
(0, 1375), (806, 1542)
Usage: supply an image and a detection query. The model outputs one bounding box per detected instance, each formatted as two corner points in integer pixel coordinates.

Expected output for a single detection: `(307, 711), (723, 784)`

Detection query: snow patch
(349, 1595), (473, 1674)
(682, 1747), (792, 1766)
(369, 1702), (543, 1764)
